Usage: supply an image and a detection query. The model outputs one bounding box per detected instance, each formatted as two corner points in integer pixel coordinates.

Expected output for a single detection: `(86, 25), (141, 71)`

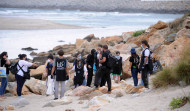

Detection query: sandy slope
(1, 76), (190, 111)
(0, 17), (86, 30)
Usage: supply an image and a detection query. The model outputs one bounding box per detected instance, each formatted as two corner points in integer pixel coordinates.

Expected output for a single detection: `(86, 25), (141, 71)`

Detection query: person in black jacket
(0, 52), (10, 99)
(86, 49), (96, 87)
(112, 51), (122, 83)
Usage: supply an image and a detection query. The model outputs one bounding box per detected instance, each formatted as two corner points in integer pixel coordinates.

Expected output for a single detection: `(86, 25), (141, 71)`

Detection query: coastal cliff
(0, 0), (190, 13)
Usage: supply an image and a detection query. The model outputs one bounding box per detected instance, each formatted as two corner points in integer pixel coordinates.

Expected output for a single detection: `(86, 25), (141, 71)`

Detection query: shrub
(169, 97), (183, 109)
(132, 30), (145, 37)
(152, 68), (177, 88)
(188, 13), (190, 16)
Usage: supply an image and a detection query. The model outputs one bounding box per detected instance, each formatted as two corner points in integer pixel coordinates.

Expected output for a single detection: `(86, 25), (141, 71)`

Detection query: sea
(0, 8), (183, 59)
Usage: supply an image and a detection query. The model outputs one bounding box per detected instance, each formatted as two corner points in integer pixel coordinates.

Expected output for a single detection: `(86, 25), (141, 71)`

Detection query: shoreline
(0, 16), (87, 30)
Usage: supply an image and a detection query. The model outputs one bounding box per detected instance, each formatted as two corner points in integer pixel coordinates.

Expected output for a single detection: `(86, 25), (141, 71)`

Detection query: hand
(33, 64), (38, 67)
(88, 65), (92, 68)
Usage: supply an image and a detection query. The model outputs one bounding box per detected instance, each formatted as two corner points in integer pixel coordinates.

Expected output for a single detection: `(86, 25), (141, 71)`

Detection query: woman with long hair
(0, 52), (10, 99)
(128, 48), (140, 86)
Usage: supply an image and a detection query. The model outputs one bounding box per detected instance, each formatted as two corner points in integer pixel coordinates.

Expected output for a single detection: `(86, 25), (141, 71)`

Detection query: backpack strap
(17, 62), (25, 74)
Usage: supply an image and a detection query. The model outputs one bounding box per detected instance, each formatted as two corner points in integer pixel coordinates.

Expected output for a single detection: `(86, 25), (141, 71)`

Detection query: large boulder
(76, 39), (85, 48)
(101, 36), (123, 46)
(43, 97), (72, 107)
(33, 56), (48, 66)
(79, 90), (103, 100)
(122, 32), (133, 42)
(53, 44), (76, 55)
(71, 86), (93, 96)
(111, 88), (125, 97)
(152, 21), (168, 30)
(83, 34), (98, 42)
(25, 78), (47, 95)
(30, 65), (45, 79)
(6, 82), (30, 96)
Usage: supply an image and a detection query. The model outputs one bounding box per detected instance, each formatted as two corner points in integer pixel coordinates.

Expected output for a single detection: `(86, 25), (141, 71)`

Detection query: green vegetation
(169, 97), (190, 110)
(188, 13), (190, 16)
(169, 97), (183, 109)
(152, 45), (190, 88)
(132, 30), (145, 37)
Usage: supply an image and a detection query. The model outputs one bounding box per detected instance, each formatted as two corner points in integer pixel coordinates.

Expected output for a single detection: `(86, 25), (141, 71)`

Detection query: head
(141, 40), (150, 49)
(1, 52), (8, 59)
(97, 44), (102, 50)
(58, 50), (64, 57)
(130, 48), (137, 58)
(102, 45), (108, 51)
(47, 54), (54, 62)
(77, 60), (83, 67)
(18, 54), (27, 60)
(116, 51), (120, 56)
(77, 53), (82, 60)
(91, 49), (96, 55)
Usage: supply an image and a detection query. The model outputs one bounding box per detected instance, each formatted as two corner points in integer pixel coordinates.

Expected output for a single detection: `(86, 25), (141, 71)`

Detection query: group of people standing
(0, 40), (163, 100)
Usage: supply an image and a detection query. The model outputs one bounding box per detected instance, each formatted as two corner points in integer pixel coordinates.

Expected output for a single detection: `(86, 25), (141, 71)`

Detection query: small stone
(78, 100), (84, 104)
(6, 105), (15, 110)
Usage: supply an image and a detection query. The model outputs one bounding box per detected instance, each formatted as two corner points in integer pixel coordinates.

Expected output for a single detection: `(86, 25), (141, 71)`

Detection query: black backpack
(10, 62), (18, 75)
(143, 48), (153, 72)
(106, 52), (117, 69)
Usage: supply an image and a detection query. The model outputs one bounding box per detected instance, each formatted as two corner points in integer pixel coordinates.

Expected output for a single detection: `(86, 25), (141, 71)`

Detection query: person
(128, 48), (140, 86)
(94, 44), (103, 72)
(86, 49), (96, 87)
(0, 52), (10, 99)
(72, 60), (87, 88)
(112, 51), (122, 83)
(152, 54), (163, 74)
(73, 53), (86, 85)
(45, 54), (54, 96)
(139, 40), (151, 88)
(16, 54), (38, 98)
(51, 50), (69, 100)
(94, 45), (112, 93)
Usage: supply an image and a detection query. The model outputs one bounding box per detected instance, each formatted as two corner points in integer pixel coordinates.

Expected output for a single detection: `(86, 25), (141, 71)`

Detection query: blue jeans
(82, 78), (86, 85)
(0, 74), (8, 95)
(131, 68), (138, 86)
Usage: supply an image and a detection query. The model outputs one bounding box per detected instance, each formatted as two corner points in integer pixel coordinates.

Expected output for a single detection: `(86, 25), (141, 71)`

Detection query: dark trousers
(131, 68), (138, 86)
(16, 74), (26, 96)
(87, 68), (93, 87)
(142, 65), (149, 88)
(94, 67), (111, 91)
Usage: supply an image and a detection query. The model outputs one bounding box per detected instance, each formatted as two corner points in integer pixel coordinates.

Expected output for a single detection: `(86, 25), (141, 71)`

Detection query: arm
(66, 67), (69, 76)
(51, 66), (55, 76)
(23, 61), (37, 67)
(99, 57), (106, 63)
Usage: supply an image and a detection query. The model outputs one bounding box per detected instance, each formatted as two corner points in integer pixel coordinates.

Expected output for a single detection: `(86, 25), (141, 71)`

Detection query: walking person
(112, 51), (122, 83)
(0, 52), (10, 99)
(86, 49), (96, 87)
(139, 40), (152, 88)
(51, 50), (69, 100)
(128, 48), (140, 86)
(45, 54), (54, 96)
(72, 60), (87, 88)
(16, 54), (38, 98)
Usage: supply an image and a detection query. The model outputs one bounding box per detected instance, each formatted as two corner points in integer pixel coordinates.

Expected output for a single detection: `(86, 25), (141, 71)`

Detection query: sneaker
(54, 98), (58, 100)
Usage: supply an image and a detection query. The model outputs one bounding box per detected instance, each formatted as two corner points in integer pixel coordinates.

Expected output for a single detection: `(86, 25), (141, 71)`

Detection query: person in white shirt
(139, 40), (150, 88)
(71, 60), (87, 88)
(16, 54), (37, 98)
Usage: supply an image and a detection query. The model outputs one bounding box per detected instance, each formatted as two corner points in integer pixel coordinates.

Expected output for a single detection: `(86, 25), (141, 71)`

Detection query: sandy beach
(0, 76), (190, 111)
(0, 17), (86, 30)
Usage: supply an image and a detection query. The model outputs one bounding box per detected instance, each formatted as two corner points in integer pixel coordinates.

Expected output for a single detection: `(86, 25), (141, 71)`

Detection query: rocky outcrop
(30, 65), (45, 79)
(53, 44), (76, 55)
(21, 47), (38, 51)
